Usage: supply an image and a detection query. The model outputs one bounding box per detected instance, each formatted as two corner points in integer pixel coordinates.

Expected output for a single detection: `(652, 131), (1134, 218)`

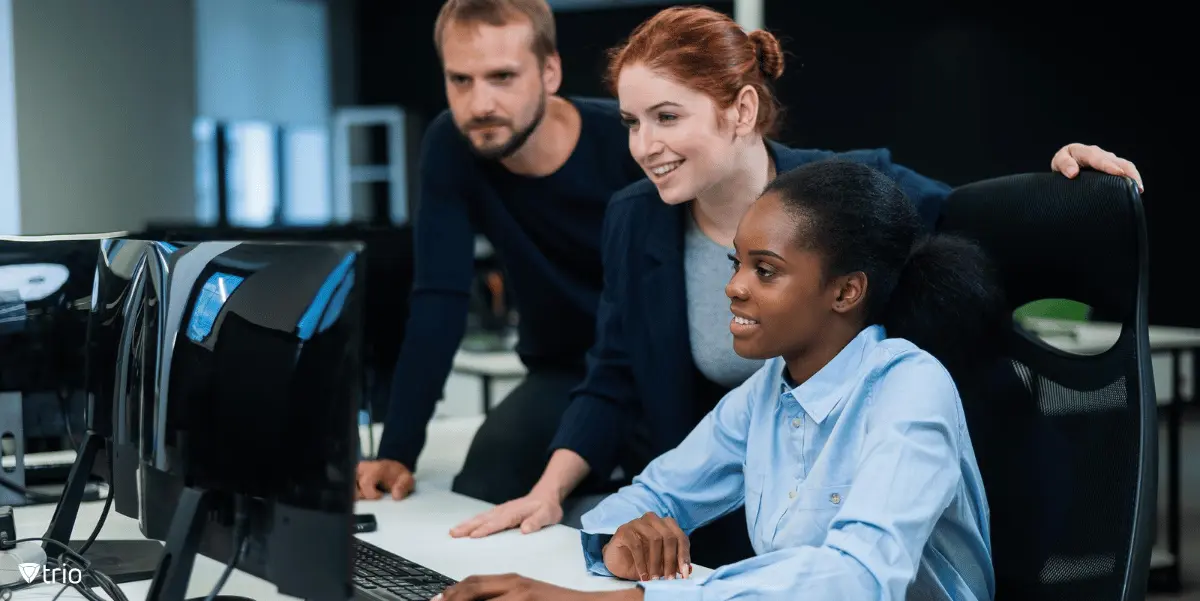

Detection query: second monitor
(125, 239), (365, 600)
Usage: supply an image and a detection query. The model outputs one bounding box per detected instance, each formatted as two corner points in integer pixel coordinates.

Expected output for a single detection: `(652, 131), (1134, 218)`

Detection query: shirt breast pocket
(794, 484), (852, 535)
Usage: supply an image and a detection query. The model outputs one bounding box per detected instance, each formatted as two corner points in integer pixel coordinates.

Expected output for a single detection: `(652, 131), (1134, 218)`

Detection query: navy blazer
(548, 141), (953, 481)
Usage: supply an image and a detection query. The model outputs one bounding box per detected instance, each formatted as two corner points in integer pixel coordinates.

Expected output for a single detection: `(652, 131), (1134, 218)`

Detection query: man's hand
(602, 512), (692, 582)
(1051, 143), (1144, 192)
(433, 574), (641, 601)
(449, 491), (564, 538)
(355, 459), (415, 500)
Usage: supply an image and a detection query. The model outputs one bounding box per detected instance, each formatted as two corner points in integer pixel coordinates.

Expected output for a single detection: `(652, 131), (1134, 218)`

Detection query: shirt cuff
(639, 578), (704, 601)
(581, 531), (615, 577)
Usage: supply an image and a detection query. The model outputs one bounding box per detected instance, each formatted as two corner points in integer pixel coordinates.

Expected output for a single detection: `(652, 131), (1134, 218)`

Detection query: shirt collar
(778, 325), (885, 424)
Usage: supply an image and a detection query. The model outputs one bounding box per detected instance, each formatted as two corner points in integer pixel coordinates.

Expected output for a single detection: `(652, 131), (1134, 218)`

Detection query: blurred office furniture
(333, 106), (408, 226)
(194, 119), (335, 228)
(451, 350), (526, 416)
(940, 171), (1158, 600)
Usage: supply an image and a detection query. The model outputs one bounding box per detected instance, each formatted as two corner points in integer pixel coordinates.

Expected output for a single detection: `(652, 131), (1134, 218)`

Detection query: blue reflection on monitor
(186, 272), (244, 343)
(296, 254), (355, 341)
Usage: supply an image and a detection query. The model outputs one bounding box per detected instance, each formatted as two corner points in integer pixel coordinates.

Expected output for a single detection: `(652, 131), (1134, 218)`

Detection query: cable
(3, 536), (129, 601)
(203, 495), (250, 601)
(74, 446), (116, 556)
(0, 475), (60, 503)
(56, 386), (79, 450)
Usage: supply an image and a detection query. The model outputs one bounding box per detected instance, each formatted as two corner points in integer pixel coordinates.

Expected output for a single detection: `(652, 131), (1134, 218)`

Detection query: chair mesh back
(939, 172), (1154, 601)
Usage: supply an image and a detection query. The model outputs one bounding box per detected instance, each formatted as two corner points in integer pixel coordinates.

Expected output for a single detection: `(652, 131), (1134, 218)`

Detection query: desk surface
(452, 349), (526, 377)
(1030, 318), (1200, 353)
(9, 488), (712, 600)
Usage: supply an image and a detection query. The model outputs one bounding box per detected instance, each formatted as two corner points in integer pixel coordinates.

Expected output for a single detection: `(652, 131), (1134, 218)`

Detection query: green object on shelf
(1013, 299), (1091, 322)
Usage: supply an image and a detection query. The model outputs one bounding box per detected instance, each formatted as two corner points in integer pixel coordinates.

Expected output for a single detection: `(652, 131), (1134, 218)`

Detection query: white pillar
(0, 0), (20, 235)
(734, 0), (764, 31)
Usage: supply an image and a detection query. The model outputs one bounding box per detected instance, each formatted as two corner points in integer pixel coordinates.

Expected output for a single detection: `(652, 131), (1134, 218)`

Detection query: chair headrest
(938, 171), (1145, 319)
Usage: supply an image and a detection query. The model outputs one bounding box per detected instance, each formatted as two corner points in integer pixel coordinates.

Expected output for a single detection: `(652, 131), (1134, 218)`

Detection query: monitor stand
(0, 391), (29, 507)
(42, 430), (163, 583)
(143, 486), (257, 601)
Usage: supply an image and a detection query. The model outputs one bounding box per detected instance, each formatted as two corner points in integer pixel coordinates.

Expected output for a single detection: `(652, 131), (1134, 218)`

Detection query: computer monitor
(0, 235), (105, 507)
(40, 238), (166, 583)
(138, 223), (412, 423)
(128, 240), (364, 601)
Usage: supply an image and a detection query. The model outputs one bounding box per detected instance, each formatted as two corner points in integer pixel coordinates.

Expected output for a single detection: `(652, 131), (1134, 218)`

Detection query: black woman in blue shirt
(437, 154), (1005, 601)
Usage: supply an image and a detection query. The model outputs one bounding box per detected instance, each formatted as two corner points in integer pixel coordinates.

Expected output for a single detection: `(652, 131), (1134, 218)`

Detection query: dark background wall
(337, 2), (1188, 326)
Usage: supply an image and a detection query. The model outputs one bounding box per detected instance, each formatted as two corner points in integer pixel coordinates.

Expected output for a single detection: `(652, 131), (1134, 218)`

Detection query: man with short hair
(354, 0), (643, 505)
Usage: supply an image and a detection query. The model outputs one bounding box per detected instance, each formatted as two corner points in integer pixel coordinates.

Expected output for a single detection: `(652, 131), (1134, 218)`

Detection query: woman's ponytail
(763, 158), (1009, 382)
(881, 233), (1008, 382)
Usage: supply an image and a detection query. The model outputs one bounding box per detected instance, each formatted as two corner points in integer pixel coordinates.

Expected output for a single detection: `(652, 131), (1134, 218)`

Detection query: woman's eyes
(728, 255), (776, 279)
(619, 113), (678, 128)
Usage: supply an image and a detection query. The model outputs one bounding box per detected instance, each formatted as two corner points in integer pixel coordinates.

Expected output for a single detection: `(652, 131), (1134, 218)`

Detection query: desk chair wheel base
(69, 538), (163, 584)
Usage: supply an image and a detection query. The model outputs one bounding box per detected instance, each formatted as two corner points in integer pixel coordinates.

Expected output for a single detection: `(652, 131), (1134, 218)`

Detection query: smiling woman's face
(725, 191), (844, 361)
(617, 63), (740, 205)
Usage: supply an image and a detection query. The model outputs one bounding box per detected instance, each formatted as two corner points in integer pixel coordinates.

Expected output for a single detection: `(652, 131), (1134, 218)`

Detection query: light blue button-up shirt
(579, 325), (994, 601)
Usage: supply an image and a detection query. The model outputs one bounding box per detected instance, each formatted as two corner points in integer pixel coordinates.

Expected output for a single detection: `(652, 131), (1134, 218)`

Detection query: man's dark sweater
(378, 97), (643, 469)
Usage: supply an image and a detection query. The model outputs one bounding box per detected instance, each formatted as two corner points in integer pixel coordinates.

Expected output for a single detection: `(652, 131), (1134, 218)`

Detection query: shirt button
(788, 491), (797, 500)
(830, 493), (841, 505)
(791, 417), (802, 428)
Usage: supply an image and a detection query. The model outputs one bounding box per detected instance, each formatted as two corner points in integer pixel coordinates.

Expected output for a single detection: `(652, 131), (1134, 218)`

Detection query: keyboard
(352, 538), (458, 601)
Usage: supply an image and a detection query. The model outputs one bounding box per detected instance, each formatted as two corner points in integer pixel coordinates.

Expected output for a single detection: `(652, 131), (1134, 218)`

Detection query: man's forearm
(530, 449), (592, 503)
(376, 291), (470, 467)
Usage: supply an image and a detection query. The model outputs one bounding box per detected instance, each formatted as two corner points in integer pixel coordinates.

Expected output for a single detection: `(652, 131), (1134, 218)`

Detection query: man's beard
(459, 94), (547, 161)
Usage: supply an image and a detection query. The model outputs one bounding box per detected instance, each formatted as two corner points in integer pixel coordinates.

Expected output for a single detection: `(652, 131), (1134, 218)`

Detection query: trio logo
(17, 562), (83, 585)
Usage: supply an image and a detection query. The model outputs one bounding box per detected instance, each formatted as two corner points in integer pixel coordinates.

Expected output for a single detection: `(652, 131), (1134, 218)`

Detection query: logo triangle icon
(17, 563), (40, 583)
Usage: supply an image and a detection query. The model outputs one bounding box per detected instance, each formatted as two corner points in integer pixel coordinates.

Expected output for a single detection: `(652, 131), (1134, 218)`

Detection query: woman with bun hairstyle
(448, 3), (1142, 573)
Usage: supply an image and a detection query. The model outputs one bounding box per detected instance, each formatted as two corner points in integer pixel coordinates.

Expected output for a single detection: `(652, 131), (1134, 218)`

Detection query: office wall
(195, 0), (330, 127)
(10, 0), (197, 236)
(760, 3), (1189, 327)
(0, 0), (19, 235)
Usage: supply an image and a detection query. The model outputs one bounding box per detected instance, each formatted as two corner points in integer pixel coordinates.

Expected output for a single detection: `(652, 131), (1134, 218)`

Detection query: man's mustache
(467, 117), (510, 129)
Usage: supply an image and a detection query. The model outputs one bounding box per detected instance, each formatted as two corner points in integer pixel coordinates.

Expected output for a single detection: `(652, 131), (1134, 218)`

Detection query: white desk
(9, 489), (711, 600)
(1, 451), (76, 470)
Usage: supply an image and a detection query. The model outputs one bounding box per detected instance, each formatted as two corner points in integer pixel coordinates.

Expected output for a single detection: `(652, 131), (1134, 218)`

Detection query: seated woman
(437, 158), (1005, 601)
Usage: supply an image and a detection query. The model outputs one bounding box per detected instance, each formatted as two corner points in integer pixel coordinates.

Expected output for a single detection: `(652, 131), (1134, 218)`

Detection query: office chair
(938, 171), (1155, 601)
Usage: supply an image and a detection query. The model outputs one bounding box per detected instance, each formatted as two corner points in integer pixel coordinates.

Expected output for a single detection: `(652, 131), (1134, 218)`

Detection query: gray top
(684, 213), (766, 388)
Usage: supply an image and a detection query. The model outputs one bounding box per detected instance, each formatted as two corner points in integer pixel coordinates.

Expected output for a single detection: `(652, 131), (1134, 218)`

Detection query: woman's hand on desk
(450, 449), (589, 538)
(449, 491), (563, 538)
(433, 574), (643, 601)
(603, 513), (692, 582)
(356, 459), (415, 500)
